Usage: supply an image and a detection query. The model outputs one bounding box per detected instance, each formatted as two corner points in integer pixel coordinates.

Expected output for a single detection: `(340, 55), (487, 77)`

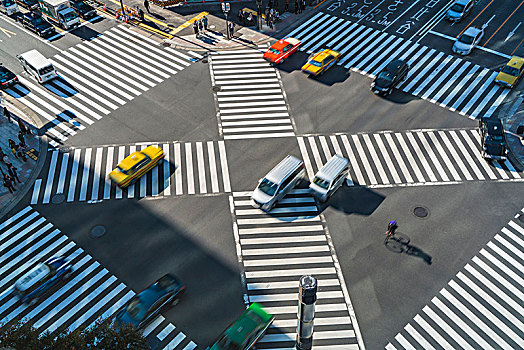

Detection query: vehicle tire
(63, 271), (72, 280)
(280, 58), (285, 64)
(28, 296), (39, 306)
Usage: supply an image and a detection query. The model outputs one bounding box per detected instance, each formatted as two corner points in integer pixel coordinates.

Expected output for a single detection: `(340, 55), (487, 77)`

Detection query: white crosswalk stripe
(387, 209), (524, 350)
(210, 46), (296, 140)
(4, 25), (193, 148)
(0, 206), (194, 350)
(287, 12), (509, 120)
(297, 129), (523, 188)
(230, 191), (362, 349)
(30, 141), (231, 204)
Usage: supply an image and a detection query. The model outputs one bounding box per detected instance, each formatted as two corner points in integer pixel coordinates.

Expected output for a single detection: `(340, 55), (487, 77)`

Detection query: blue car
(14, 256), (73, 304)
(113, 274), (185, 330)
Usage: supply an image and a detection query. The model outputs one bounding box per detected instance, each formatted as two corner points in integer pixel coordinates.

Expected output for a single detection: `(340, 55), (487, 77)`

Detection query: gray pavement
(504, 93), (524, 169)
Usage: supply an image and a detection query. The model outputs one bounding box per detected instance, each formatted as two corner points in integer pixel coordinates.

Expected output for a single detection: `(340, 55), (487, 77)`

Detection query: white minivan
(0, 0), (18, 15)
(309, 155), (350, 202)
(17, 49), (58, 84)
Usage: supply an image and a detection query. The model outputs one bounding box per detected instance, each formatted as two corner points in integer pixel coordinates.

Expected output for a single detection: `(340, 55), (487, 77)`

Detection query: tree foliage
(0, 319), (149, 350)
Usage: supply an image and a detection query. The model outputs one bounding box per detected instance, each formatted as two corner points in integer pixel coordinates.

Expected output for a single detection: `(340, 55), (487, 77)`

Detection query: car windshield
(312, 176), (329, 189)
(117, 166), (130, 175)
(0, 68), (11, 79)
(377, 71), (394, 82)
(458, 34), (475, 44)
(3, 0), (15, 6)
(450, 4), (464, 12)
(309, 60), (322, 67)
(258, 178), (277, 196)
(269, 48), (280, 55)
(125, 297), (147, 322)
(32, 16), (44, 25)
(501, 65), (519, 77)
(63, 12), (78, 21)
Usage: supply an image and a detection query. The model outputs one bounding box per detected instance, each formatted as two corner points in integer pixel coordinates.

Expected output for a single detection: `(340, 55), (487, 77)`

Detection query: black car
(69, 0), (97, 19)
(113, 274), (185, 331)
(16, 0), (38, 10)
(0, 64), (18, 89)
(19, 12), (56, 37)
(371, 59), (409, 96)
(479, 117), (507, 161)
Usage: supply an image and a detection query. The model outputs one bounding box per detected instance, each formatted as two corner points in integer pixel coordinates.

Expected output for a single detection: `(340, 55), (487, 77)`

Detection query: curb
(0, 95), (48, 219)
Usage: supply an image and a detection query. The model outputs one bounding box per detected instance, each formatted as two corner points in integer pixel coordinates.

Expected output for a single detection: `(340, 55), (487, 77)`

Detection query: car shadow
(317, 183), (385, 216)
(44, 76), (78, 97)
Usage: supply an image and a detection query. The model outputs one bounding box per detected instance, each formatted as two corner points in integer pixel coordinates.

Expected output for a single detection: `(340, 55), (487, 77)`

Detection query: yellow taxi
(108, 145), (164, 188)
(301, 49), (341, 76)
(494, 56), (524, 88)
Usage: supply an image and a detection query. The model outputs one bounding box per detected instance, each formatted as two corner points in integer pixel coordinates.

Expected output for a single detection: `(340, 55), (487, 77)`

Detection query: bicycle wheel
(392, 232), (410, 245)
(384, 237), (404, 253)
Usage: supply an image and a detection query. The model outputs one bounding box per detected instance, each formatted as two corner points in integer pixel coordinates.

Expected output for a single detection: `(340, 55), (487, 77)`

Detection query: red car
(263, 37), (301, 64)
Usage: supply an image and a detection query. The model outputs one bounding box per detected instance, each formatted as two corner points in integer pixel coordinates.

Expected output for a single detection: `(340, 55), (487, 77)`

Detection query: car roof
(265, 155), (303, 184)
(315, 155), (349, 181)
(119, 151), (146, 170)
(15, 262), (50, 292)
(506, 56), (524, 69)
(136, 282), (168, 309)
(19, 50), (53, 70)
(271, 40), (288, 50)
(454, 0), (471, 5)
(385, 60), (406, 72)
(224, 303), (272, 344)
(463, 27), (482, 36)
(481, 117), (504, 135)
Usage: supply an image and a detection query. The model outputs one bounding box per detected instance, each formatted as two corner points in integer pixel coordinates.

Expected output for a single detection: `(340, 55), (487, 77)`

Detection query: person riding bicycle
(386, 220), (398, 236)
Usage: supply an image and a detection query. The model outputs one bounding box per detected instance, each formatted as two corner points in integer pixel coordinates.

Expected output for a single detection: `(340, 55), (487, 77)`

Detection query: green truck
(38, 0), (80, 29)
(209, 303), (274, 350)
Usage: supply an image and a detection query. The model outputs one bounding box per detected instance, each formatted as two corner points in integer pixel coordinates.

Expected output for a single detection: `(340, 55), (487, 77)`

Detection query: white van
(0, 0), (18, 15)
(16, 50), (58, 84)
(251, 155), (306, 211)
(309, 155), (350, 202)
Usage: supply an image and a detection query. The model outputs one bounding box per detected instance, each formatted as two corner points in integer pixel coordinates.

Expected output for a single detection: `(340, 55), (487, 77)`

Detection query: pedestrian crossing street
(287, 12), (510, 120)
(0, 206), (196, 350)
(297, 129), (522, 188)
(210, 47), (296, 140)
(5, 25), (201, 148)
(31, 141), (231, 204)
(231, 191), (362, 349)
(387, 208), (524, 350)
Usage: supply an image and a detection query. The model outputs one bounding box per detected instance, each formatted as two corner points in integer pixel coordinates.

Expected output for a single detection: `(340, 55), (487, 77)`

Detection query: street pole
(119, 0), (125, 17)
(296, 275), (317, 350)
(222, 2), (230, 40)
(226, 11), (229, 40)
(256, 0), (262, 30)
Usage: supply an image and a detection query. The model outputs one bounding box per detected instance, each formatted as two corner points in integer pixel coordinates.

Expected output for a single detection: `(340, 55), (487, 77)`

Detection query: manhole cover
(212, 85), (221, 92)
(209, 25), (216, 29)
(201, 59), (208, 63)
(413, 206), (429, 218)
(51, 194), (65, 204)
(162, 42), (171, 47)
(89, 225), (106, 238)
(519, 214), (524, 223)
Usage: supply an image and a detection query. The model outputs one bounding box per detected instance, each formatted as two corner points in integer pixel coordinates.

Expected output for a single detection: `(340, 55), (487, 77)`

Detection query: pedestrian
(17, 131), (26, 148)
(3, 173), (15, 193)
(284, 0), (289, 12)
(143, 0), (150, 14)
(3, 106), (12, 123)
(268, 14), (274, 29)
(7, 164), (20, 184)
(138, 7), (144, 21)
(294, 0), (299, 13)
(8, 139), (15, 149)
(238, 9), (243, 24)
(229, 21), (235, 37)
(3, 154), (10, 166)
(203, 15), (208, 31)
(301, 0), (306, 12)
(193, 21), (199, 37)
(17, 117), (29, 135)
(0, 147), (4, 161)
(246, 12), (253, 25)
(198, 19), (203, 34)
(16, 144), (27, 162)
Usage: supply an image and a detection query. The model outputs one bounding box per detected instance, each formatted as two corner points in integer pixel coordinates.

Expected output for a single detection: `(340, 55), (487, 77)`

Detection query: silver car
(452, 27), (484, 55)
(446, 0), (474, 22)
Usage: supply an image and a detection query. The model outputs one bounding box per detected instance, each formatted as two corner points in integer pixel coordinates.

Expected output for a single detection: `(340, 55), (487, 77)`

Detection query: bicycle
(384, 220), (410, 252)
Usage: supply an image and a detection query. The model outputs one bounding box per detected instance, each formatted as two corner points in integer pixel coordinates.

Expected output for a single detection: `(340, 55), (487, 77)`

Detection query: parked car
(263, 37), (301, 65)
(446, 0), (474, 22)
(16, 0), (38, 10)
(494, 56), (524, 89)
(18, 12), (56, 38)
(370, 59), (409, 95)
(13, 256), (73, 304)
(301, 49), (340, 76)
(208, 303), (274, 350)
(69, 0), (97, 19)
(0, 64), (18, 89)
(479, 117), (507, 161)
(108, 145), (164, 188)
(452, 26), (484, 55)
(113, 274), (185, 331)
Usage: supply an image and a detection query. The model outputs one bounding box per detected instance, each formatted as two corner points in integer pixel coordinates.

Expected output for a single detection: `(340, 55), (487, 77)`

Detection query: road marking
(170, 11), (209, 35)
(457, 0), (494, 37)
(427, 30), (511, 58)
(483, 0), (524, 46)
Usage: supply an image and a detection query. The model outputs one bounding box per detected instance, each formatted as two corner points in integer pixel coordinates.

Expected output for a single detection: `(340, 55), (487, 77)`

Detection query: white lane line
(247, 278), (339, 290)
(56, 153), (69, 195)
(438, 131), (473, 180)
(406, 133), (437, 182)
(152, 144), (160, 197)
(175, 143), (183, 195)
(103, 147), (114, 200)
(462, 130), (497, 180)
(308, 136), (324, 171)
(340, 134), (365, 185)
(245, 267), (336, 279)
(78, 148), (91, 201)
(383, 133), (413, 183)
(352, 134), (377, 185)
(185, 143), (194, 195)
(218, 141), (231, 192)
(31, 179), (42, 205)
(395, 133), (425, 182)
(238, 224), (324, 234)
(363, 133), (389, 184)
(244, 256), (333, 267)
(240, 235), (326, 245)
(298, 136), (314, 180)
(242, 245), (330, 256)
(196, 142), (207, 194)
(127, 145), (136, 199)
(207, 142), (219, 193)
(91, 147), (103, 201)
(157, 324), (176, 341)
(416, 132), (449, 182)
(142, 315), (165, 337)
(427, 131), (461, 181)
(404, 323), (436, 350)
(67, 149), (81, 202)
(163, 143), (171, 196)
(42, 150), (59, 204)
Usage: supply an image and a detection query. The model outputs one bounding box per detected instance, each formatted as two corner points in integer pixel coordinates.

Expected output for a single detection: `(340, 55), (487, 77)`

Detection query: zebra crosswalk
(31, 141), (231, 204)
(5, 25), (200, 148)
(210, 47), (296, 140)
(230, 190), (362, 349)
(0, 206), (196, 350)
(286, 12), (509, 120)
(387, 208), (524, 350)
(298, 129), (523, 188)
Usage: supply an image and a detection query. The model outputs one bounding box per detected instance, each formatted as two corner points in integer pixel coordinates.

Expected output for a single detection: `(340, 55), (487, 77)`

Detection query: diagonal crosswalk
(298, 129), (523, 188)
(30, 140), (231, 204)
(210, 47), (296, 140)
(286, 12), (510, 120)
(230, 190), (362, 349)
(0, 206), (196, 350)
(386, 208), (524, 350)
(4, 25), (201, 148)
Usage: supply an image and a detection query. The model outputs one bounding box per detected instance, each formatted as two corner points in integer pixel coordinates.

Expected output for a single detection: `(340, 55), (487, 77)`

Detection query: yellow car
(108, 145), (164, 188)
(301, 49), (341, 76)
(494, 56), (524, 88)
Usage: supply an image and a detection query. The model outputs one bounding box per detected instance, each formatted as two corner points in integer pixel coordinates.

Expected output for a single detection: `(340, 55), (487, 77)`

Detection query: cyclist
(385, 220), (398, 238)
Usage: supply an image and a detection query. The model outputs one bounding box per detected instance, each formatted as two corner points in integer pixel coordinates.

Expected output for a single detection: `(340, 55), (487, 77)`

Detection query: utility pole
(222, 2), (230, 40)
(256, 0), (262, 30)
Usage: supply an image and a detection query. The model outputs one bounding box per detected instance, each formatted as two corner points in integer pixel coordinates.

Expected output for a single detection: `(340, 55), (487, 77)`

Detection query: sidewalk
(503, 92), (524, 169)
(98, 0), (318, 50)
(0, 93), (45, 218)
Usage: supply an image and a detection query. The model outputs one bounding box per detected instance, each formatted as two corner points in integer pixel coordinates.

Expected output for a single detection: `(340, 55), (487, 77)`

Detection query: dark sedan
(113, 274), (185, 330)
(0, 64), (18, 89)
(69, 0), (97, 19)
(371, 59), (409, 96)
(19, 12), (56, 37)
(16, 0), (38, 10)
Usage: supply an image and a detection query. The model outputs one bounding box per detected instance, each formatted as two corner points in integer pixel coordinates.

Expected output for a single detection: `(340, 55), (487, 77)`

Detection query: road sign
(222, 2), (230, 12)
